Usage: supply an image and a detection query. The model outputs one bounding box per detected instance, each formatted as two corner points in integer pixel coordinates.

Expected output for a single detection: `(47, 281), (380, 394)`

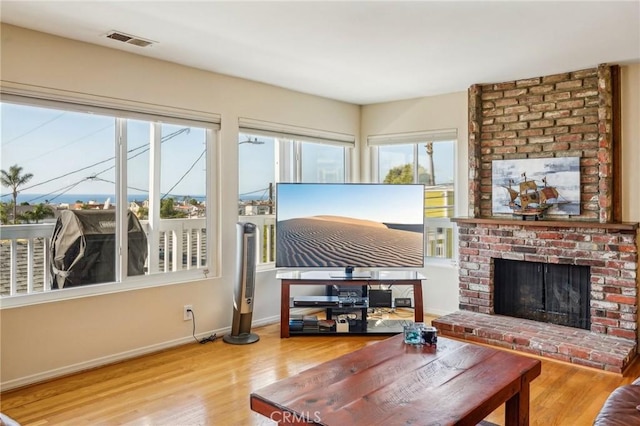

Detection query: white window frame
(0, 90), (220, 308)
(239, 118), (354, 184)
(238, 118), (355, 270)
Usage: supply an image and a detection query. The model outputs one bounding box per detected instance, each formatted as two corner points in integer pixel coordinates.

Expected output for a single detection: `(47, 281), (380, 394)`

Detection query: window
(238, 118), (354, 266)
(369, 130), (457, 260)
(299, 142), (346, 183)
(0, 95), (219, 303)
(238, 135), (276, 217)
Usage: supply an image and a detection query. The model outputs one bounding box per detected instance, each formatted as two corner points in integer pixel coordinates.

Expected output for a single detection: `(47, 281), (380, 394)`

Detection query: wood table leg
(413, 280), (424, 323)
(281, 281), (290, 338)
(505, 381), (530, 426)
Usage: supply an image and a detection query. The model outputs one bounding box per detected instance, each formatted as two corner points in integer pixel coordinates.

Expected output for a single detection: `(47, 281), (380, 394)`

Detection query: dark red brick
(609, 328), (637, 340)
(605, 294), (637, 304)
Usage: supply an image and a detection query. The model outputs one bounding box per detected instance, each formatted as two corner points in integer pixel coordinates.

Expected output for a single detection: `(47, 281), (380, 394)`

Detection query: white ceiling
(1, 1), (639, 105)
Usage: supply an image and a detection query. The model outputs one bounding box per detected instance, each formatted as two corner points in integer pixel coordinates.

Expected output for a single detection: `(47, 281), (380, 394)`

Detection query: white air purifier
(223, 222), (260, 345)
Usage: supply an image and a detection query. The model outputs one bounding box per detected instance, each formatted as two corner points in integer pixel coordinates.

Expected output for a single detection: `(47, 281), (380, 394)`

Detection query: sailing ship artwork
(492, 157), (581, 219)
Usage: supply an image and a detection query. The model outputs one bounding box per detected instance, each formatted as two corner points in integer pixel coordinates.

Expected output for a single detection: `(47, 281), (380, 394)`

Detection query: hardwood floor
(1, 318), (639, 425)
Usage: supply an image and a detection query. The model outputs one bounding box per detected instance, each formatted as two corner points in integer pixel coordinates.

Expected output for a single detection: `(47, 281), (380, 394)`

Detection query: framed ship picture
(492, 157), (581, 217)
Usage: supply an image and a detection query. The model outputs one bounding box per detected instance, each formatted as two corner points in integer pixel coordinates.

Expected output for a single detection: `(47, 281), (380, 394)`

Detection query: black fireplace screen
(494, 258), (590, 330)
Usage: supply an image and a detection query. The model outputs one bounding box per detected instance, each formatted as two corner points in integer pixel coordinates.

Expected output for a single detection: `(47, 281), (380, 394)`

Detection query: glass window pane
(1, 102), (117, 292)
(126, 120), (151, 277)
(238, 133), (276, 264)
(1, 104), (116, 206)
(377, 144), (414, 183)
(2, 99), (216, 300)
(375, 140), (456, 260)
(418, 141), (455, 218)
(300, 141), (345, 183)
(126, 120), (151, 207)
(159, 124), (208, 272)
(238, 133), (275, 216)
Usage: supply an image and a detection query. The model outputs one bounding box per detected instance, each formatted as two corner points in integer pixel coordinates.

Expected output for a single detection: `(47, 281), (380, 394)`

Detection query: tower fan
(223, 222), (260, 344)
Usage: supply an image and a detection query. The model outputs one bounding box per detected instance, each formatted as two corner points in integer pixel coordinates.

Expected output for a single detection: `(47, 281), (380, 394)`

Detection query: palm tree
(424, 142), (435, 186)
(0, 164), (34, 224)
(19, 203), (54, 224)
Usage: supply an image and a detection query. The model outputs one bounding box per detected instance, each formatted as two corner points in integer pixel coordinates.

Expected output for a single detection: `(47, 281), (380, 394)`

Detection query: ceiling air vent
(105, 31), (155, 48)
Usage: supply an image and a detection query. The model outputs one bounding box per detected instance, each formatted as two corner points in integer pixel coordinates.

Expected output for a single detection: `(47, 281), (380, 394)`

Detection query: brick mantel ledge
(452, 217), (639, 231)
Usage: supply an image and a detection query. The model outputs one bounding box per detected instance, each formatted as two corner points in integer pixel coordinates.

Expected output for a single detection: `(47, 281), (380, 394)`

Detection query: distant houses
(424, 185), (455, 218)
(238, 199), (273, 216)
(1, 200), (115, 224)
(129, 200), (145, 217)
(174, 201), (205, 218)
(1, 197), (207, 225)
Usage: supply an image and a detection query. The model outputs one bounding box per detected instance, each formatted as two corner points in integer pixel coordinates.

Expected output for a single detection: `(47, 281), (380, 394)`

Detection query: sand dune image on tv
(276, 215), (423, 268)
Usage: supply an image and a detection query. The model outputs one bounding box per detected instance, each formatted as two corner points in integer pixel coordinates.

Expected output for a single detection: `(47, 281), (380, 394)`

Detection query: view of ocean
(3, 193), (260, 205)
(5, 194), (205, 205)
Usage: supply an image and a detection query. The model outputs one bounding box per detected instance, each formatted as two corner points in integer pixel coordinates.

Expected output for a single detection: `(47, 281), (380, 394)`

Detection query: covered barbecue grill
(50, 210), (147, 289)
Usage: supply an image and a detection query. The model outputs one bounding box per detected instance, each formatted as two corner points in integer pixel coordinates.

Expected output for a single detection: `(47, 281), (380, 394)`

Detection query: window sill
(0, 269), (213, 309)
(425, 258), (458, 269)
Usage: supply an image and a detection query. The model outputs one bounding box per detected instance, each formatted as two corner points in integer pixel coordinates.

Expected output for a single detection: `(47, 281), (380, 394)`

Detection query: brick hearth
(434, 311), (636, 373)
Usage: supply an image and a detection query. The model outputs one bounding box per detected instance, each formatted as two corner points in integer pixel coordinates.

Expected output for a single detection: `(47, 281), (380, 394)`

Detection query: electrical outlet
(183, 305), (193, 321)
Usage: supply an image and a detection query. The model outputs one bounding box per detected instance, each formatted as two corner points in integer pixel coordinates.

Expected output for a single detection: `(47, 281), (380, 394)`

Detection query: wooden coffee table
(251, 334), (541, 425)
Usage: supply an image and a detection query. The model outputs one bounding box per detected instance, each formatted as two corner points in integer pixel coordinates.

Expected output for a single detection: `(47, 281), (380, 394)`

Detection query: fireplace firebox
(494, 258), (590, 330)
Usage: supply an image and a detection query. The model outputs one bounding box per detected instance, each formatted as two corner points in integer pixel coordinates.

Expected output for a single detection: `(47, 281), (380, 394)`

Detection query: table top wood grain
(251, 334), (541, 425)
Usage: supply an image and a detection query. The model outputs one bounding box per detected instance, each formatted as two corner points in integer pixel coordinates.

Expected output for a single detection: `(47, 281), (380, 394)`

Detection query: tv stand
(277, 270), (425, 338)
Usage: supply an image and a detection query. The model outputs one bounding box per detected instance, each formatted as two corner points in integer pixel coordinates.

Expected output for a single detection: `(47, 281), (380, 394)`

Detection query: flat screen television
(275, 183), (425, 275)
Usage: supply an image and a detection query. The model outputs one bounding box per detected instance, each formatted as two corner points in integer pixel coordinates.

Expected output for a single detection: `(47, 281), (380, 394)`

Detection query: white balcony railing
(239, 215), (455, 266)
(424, 217), (456, 259)
(238, 214), (276, 266)
(238, 214), (455, 264)
(0, 223), (53, 296)
(0, 218), (210, 297)
(1, 213), (452, 297)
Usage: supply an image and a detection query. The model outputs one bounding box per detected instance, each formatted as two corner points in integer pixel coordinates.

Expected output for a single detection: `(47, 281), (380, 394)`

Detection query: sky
(238, 136), (275, 198)
(238, 134), (346, 198)
(276, 183), (425, 224)
(1, 102), (207, 203)
(2, 102), (455, 206)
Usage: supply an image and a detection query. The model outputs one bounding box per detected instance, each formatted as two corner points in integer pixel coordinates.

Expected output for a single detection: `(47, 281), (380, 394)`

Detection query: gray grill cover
(50, 210), (147, 289)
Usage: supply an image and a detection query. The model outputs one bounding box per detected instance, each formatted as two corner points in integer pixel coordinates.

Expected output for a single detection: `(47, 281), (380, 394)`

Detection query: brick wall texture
(468, 65), (614, 222)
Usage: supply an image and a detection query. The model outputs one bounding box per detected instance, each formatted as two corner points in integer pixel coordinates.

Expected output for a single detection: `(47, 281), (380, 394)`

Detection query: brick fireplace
(434, 218), (638, 372)
(433, 64), (639, 373)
